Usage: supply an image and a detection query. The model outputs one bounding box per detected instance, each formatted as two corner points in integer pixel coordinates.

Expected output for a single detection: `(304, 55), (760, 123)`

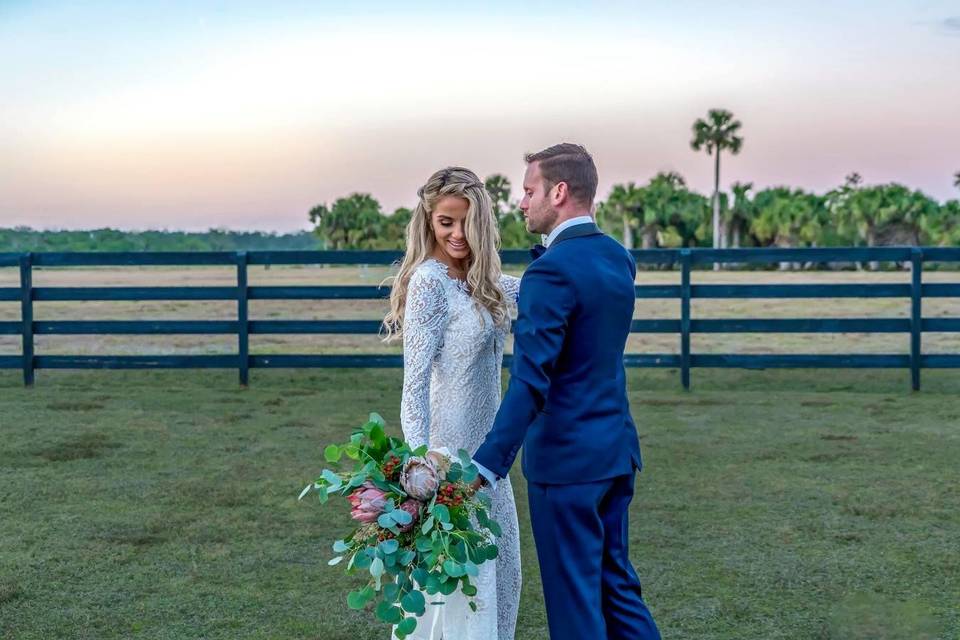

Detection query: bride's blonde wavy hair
(382, 167), (508, 342)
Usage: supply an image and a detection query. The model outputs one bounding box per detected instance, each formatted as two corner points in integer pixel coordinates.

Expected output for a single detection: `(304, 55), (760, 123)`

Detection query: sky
(1, 0), (958, 232)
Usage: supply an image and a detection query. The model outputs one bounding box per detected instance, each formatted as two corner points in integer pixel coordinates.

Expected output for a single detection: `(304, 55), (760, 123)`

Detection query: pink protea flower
(397, 499), (423, 533)
(347, 481), (388, 524)
(400, 457), (440, 501)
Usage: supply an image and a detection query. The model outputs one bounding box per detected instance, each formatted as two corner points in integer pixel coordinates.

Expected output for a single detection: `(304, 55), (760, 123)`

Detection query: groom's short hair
(525, 143), (598, 207)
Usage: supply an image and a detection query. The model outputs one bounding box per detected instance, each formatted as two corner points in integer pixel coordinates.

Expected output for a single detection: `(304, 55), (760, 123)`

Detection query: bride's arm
(499, 273), (521, 304)
(400, 269), (449, 450)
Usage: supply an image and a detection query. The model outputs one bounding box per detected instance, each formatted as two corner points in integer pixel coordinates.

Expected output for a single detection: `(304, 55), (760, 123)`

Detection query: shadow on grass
(30, 432), (119, 462)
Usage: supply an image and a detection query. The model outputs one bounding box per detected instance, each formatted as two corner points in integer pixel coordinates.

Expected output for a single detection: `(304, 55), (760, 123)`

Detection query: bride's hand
(467, 476), (484, 496)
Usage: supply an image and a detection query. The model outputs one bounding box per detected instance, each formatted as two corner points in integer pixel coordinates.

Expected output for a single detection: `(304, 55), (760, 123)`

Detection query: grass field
(1, 367), (959, 640)
(1, 265), (958, 638)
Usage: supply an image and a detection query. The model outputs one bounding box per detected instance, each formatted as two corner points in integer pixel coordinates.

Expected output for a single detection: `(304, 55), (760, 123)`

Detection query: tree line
(309, 109), (960, 270)
(0, 228), (321, 253)
(308, 171), (960, 253)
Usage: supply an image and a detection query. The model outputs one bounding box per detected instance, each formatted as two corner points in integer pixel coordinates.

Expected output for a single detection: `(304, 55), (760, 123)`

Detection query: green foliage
(309, 193), (392, 250)
(299, 414), (501, 639)
(924, 199), (960, 246)
(750, 187), (827, 247)
(690, 108), (744, 157)
(827, 183), (939, 247)
(598, 173), (710, 249)
(0, 227), (321, 252)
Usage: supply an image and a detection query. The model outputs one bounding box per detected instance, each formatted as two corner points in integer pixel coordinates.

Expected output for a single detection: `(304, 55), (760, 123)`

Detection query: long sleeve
(474, 259), (575, 478)
(499, 273), (521, 304)
(399, 268), (449, 450)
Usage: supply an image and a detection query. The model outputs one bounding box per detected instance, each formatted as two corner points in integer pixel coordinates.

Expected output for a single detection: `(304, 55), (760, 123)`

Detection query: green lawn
(1, 368), (958, 639)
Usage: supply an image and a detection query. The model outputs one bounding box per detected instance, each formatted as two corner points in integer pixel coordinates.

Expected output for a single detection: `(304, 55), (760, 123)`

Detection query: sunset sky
(1, 1), (958, 231)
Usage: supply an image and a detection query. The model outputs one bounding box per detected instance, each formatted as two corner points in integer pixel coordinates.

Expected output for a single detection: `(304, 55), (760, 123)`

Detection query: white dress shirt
(542, 215), (595, 248)
(475, 216), (596, 489)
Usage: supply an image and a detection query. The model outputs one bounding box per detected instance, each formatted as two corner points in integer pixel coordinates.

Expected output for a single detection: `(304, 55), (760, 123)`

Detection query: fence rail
(1, 247), (959, 389)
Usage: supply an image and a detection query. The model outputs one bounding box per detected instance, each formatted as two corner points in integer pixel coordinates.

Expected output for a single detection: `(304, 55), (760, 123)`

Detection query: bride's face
(431, 196), (471, 262)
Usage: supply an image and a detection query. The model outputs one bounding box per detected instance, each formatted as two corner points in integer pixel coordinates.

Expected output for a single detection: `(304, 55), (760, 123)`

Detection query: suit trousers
(527, 473), (661, 640)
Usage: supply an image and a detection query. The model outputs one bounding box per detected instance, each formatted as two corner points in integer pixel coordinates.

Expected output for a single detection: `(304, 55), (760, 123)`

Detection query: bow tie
(530, 243), (547, 260)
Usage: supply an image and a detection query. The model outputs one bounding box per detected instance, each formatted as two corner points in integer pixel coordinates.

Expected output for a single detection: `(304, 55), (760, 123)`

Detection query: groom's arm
(473, 259), (575, 481)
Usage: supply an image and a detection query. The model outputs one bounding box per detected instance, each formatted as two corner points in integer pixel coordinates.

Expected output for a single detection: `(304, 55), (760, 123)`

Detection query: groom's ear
(551, 181), (570, 207)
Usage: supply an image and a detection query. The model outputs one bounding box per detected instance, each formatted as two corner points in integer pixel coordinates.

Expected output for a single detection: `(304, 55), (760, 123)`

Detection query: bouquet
(298, 413), (502, 638)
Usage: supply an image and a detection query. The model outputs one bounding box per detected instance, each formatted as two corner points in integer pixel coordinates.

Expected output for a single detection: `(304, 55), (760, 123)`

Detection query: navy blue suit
(474, 222), (660, 639)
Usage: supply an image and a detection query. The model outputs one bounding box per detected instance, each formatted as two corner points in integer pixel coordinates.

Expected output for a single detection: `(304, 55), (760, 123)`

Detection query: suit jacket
(474, 222), (642, 485)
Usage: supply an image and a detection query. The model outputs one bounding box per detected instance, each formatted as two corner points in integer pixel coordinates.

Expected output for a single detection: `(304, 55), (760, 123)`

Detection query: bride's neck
(430, 250), (469, 277)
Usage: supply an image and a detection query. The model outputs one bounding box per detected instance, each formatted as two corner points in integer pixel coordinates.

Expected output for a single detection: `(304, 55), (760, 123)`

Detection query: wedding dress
(397, 258), (522, 640)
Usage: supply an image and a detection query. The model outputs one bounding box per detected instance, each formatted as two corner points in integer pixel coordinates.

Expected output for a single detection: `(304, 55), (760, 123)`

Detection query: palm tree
(691, 109), (744, 268)
(727, 182), (755, 248)
(954, 171), (960, 191)
(828, 183), (938, 270)
(603, 182), (643, 250)
(484, 174), (513, 219)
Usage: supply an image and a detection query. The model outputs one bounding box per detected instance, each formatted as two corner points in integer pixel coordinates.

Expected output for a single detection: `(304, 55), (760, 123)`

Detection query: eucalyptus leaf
(383, 582), (400, 603)
(391, 509), (413, 526)
(327, 555), (343, 566)
(347, 589), (368, 610)
(415, 536), (433, 553)
(432, 504), (450, 523)
(379, 539), (399, 555)
(370, 556), (385, 579)
(401, 589), (426, 615)
(353, 551), (373, 570)
(442, 560), (465, 578)
(438, 579), (458, 596)
(396, 617), (417, 636)
(378, 513), (395, 529)
(375, 600), (404, 624)
(297, 483), (312, 501)
(421, 515), (435, 535)
(412, 568), (429, 586)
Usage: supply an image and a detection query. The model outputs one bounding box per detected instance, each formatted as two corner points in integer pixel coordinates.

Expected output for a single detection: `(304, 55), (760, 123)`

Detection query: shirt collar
(542, 215), (596, 248)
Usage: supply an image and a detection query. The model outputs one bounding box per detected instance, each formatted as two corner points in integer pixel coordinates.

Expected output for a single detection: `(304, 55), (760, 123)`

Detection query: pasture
(1, 265), (958, 639)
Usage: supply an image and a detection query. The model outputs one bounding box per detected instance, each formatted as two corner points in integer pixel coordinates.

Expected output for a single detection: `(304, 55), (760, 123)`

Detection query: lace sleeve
(499, 273), (521, 304)
(400, 268), (449, 450)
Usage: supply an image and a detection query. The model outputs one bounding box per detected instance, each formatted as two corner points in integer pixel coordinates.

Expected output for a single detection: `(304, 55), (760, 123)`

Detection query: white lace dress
(397, 258), (522, 640)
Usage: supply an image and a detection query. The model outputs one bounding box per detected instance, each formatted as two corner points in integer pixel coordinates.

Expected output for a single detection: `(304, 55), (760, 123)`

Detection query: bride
(382, 167), (522, 640)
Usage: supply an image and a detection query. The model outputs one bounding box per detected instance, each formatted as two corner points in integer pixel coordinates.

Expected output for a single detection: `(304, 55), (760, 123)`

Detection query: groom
(472, 143), (660, 639)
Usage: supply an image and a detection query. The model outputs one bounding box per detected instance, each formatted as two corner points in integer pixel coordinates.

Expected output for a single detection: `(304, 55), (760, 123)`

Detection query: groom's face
(520, 162), (559, 235)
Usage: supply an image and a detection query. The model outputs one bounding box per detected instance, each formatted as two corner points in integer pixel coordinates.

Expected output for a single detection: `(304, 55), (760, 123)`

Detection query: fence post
(680, 249), (692, 390)
(19, 253), (34, 387)
(910, 248), (923, 391)
(236, 251), (250, 387)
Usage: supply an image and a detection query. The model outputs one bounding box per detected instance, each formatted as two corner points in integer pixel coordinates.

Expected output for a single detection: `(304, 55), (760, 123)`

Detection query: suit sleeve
(473, 259), (575, 479)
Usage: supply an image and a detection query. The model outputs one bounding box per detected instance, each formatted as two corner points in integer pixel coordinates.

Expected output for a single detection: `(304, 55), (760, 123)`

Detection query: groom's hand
(467, 476), (485, 496)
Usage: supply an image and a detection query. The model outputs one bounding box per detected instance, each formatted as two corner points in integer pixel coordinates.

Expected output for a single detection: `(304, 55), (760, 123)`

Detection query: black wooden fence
(1, 247), (958, 389)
